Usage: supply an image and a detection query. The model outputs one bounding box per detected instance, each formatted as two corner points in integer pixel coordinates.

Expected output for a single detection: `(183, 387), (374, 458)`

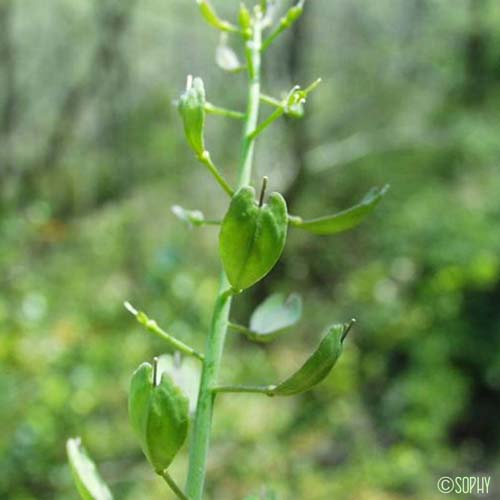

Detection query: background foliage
(1, 0), (500, 498)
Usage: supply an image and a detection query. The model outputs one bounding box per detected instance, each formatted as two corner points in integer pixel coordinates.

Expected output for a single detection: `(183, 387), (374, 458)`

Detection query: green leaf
(178, 76), (206, 156)
(171, 205), (205, 227)
(290, 184), (389, 235)
(220, 186), (288, 291)
(270, 321), (353, 396)
(129, 362), (189, 473)
(66, 438), (113, 500)
(246, 292), (302, 341)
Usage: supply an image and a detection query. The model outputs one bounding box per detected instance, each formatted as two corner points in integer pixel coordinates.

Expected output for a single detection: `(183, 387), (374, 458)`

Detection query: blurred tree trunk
(0, 0), (17, 179)
(16, 0), (137, 212)
(464, 0), (489, 104)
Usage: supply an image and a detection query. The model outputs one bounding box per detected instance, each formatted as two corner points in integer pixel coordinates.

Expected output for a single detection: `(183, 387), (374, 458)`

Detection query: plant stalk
(212, 384), (276, 395)
(161, 470), (188, 500)
(185, 17), (263, 500)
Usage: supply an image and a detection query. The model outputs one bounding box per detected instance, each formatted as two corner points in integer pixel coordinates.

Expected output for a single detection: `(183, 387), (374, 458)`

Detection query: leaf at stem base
(66, 438), (113, 500)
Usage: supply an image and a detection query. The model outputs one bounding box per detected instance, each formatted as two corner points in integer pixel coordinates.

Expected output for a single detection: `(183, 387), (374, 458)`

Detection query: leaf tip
(341, 318), (356, 342)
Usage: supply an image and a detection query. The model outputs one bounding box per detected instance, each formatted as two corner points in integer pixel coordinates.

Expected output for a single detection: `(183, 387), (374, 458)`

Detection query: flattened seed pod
(220, 186), (288, 291)
(128, 362), (189, 473)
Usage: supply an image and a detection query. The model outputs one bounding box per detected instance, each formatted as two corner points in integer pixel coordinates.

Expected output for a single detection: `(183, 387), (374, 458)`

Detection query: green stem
(261, 23), (285, 52)
(185, 16), (263, 500)
(197, 151), (234, 197)
(201, 219), (221, 226)
(248, 107), (284, 141)
(124, 302), (204, 361)
(261, 1), (305, 52)
(260, 93), (283, 108)
(288, 214), (303, 225)
(185, 285), (232, 498)
(212, 384), (276, 395)
(160, 470), (188, 500)
(238, 19), (262, 186)
(205, 102), (245, 120)
(227, 321), (253, 335)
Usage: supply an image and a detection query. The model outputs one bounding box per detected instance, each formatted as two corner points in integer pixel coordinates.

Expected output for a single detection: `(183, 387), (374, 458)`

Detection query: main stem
(185, 20), (262, 500)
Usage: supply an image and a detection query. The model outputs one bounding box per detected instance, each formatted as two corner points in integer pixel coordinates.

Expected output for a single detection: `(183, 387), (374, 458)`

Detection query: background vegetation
(1, 0), (499, 498)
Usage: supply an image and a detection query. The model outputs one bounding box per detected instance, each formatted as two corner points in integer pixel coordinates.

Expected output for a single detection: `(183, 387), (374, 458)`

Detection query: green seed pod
(220, 185), (288, 291)
(290, 185), (389, 235)
(270, 321), (353, 396)
(128, 362), (189, 473)
(178, 76), (206, 156)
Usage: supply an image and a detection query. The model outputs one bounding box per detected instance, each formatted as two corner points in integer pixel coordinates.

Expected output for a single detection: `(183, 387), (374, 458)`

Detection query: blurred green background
(1, 0), (500, 498)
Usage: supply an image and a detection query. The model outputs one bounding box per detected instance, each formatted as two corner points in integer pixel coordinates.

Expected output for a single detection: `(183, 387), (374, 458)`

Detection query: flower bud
(239, 3), (252, 38)
(281, 0), (304, 29)
(178, 76), (206, 156)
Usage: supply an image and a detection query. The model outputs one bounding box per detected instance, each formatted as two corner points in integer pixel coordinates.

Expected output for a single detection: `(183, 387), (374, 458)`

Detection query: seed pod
(270, 321), (353, 396)
(220, 186), (288, 291)
(178, 76), (206, 156)
(128, 362), (189, 473)
(290, 185), (389, 235)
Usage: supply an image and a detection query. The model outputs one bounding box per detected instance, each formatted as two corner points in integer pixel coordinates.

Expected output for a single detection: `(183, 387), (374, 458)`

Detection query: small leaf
(270, 321), (353, 396)
(216, 35), (243, 72)
(290, 184), (389, 235)
(220, 186), (288, 291)
(178, 76), (206, 156)
(129, 362), (189, 473)
(247, 292), (302, 341)
(66, 438), (113, 500)
(171, 205), (205, 227)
